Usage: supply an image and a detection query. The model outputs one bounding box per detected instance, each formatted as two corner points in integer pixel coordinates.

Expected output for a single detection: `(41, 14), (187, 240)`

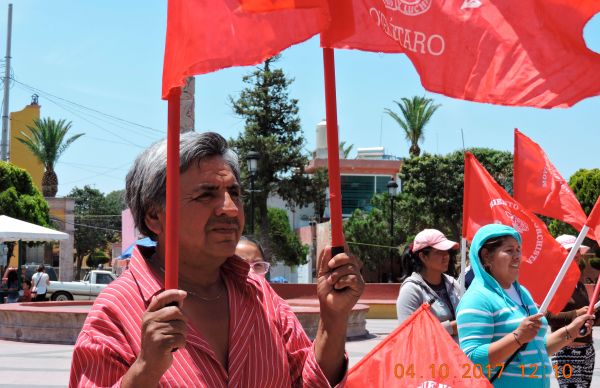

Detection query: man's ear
(144, 207), (164, 236)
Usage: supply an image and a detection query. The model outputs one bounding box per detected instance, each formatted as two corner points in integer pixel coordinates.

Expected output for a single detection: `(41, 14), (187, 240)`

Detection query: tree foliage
(399, 148), (513, 241)
(343, 148), (513, 278)
(16, 117), (84, 197)
(261, 208), (308, 267)
(0, 161), (50, 226)
(229, 56), (310, 252)
(0, 162), (50, 262)
(385, 96), (440, 157)
(70, 186), (121, 273)
(548, 168), (600, 255)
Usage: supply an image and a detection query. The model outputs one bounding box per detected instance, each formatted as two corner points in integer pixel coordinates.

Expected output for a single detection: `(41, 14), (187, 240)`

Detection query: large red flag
(347, 304), (491, 388)
(462, 152), (579, 313)
(238, 0), (323, 11)
(514, 129), (587, 231)
(162, 0), (329, 98)
(587, 196), (600, 243)
(321, 0), (600, 108)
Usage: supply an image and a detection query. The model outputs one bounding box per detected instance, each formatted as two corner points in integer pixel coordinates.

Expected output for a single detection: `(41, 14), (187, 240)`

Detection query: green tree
(399, 148), (513, 241)
(385, 96), (440, 157)
(0, 162), (50, 261)
(86, 249), (111, 268)
(70, 186), (120, 274)
(344, 193), (406, 282)
(548, 169), (600, 255)
(339, 141), (354, 159)
(260, 208), (308, 267)
(229, 56), (309, 252)
(16, 117), (84, 197)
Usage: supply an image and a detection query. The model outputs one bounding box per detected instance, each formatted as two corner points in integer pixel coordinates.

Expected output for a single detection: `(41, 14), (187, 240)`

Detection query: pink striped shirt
(69, 247), (345, 387)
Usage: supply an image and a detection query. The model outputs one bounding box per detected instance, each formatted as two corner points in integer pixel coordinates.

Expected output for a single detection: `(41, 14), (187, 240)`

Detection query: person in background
(235, 236), (271, 277)
(457, 224), (594, 387)
(545, 234), (599, 388)
(19, 279), (32, 302)
(396, 229), (461, 340)
(31, 264), (50, 302)
(5, 269), (19, 303)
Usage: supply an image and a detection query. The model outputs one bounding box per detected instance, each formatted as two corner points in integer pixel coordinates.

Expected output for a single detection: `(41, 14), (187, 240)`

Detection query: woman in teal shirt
(457, 224), (593, 387)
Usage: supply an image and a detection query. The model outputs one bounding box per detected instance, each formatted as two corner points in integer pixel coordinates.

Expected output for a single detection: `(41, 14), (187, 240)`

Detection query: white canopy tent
(0, 215), (69, 242)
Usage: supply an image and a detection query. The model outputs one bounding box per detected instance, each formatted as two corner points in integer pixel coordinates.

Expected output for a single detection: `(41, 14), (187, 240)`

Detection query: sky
(1, 1), (599, 198)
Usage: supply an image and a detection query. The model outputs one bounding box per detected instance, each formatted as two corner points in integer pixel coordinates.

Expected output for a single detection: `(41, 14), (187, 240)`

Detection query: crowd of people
(396, 226), (598, 387)
(0, 130), (587, 387)
(1, 264), (49, 303)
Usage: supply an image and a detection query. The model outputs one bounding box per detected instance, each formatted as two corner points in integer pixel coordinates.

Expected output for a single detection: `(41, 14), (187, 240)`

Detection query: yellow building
(9, 100), (43, 190)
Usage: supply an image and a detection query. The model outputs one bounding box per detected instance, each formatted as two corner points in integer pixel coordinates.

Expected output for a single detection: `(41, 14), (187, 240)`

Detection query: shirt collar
(128, 245), (256, 303)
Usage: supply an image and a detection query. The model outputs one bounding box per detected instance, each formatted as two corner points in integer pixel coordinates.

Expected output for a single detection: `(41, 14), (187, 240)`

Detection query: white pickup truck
(47, 270), (117, 301)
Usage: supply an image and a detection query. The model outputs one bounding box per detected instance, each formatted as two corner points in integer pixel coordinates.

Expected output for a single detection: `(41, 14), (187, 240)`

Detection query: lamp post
(309, 218), (317, 282)
(387, 179), (399, 283)
(246, 151), (260, 235)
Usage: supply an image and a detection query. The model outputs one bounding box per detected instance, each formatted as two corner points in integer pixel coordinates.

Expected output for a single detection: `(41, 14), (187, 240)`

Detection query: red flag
(238, 0), (323, 12)
(321, 0), (600, 108)
(347, 304), (491, 387)
(514, 129), (587, 231)
(162, 0), (329, 98)
(463, 152), (578, 313)
(587, 196), (600, 243)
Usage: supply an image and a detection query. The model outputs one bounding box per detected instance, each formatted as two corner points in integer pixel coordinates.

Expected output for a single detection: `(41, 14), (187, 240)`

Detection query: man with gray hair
(70, 131), (364, 387)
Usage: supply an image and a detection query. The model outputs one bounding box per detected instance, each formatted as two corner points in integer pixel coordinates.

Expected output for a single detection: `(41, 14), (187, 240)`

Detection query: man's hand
(124, 289), (188, 386)
(317, 246), (365, 320)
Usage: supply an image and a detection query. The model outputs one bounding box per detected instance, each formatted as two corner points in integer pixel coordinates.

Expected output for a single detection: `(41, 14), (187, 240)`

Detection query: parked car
(47, 270), (116, 301)
(22, 264), (58, 281)
(2, 264), (58, 284)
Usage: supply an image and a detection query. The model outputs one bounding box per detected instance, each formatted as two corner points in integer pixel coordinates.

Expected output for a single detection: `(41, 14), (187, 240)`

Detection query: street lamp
(387, 179), (399, 283)
(246, 151), (260, 235)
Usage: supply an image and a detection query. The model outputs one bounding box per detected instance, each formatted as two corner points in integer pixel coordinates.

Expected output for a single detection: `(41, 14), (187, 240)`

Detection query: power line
(11, 78), (164, 134)
(51, 216), (120, 233)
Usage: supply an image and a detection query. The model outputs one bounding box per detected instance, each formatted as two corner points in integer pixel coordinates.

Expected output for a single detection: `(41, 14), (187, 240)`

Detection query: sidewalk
(1, 320), (599, 387)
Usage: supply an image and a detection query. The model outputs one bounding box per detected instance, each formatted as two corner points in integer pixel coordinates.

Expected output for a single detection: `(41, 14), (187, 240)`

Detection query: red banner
(162, 0), (329, 98)
(347, 304), (491, 388)
(463, 152), (578, 313)
(587, 196), (600, 244)
(321, 0), (600, 108)
(238, 0), (323, 11)
(514, 129), (587, 231)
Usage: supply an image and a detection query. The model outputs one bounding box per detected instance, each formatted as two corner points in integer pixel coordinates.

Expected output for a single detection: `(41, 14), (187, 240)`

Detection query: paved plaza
(1, 319), (599, 387)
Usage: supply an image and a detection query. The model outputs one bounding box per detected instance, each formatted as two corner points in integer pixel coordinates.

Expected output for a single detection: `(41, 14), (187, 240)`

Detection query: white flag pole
(539, 225), (589, 314)
(459, 237), (467, 296)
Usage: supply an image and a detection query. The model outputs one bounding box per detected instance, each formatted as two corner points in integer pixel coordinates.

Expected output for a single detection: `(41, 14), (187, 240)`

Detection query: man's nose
(216, 192), (239, 217)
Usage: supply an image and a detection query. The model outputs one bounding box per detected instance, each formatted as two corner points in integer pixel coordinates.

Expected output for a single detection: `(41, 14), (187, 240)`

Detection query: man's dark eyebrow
(191, 183), (241, 192)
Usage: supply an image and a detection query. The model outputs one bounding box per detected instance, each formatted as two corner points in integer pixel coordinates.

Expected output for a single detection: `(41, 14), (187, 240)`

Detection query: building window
(341, 175), (394, 216)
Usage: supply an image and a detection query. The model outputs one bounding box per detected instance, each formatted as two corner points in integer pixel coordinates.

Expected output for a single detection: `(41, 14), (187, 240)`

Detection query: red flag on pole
(238, 0), (324, 12)
(347, 304), (491, 387)
(513, 129), (587, 231)
(463, 152), (579, 313)
(587, 196), (600, 243)
(162, 0), (329, 98)
(321, 0), (600, 108)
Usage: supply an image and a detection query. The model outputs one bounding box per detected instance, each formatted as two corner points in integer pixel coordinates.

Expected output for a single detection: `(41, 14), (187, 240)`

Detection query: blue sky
(1, 1), (599, 198)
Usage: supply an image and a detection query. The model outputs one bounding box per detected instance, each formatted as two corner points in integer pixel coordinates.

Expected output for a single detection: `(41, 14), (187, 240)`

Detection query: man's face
(149, 155), (244, 266)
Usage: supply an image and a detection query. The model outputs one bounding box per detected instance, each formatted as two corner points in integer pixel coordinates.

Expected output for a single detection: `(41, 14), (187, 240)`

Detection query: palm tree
(384, 96), (440, 158)
(339, 141), (354, 159)
(16, 118), (84, 197)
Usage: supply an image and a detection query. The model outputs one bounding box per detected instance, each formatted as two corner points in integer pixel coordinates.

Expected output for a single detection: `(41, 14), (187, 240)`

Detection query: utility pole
(0, 3), (13, 161)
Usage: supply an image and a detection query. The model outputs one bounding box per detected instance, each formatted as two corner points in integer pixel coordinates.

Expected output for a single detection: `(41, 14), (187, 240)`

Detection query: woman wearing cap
(546, 235), (598, 388)
(235, 236), (271, 277)
(457, 224), (594, 387)
(396, 229), (461, 340)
